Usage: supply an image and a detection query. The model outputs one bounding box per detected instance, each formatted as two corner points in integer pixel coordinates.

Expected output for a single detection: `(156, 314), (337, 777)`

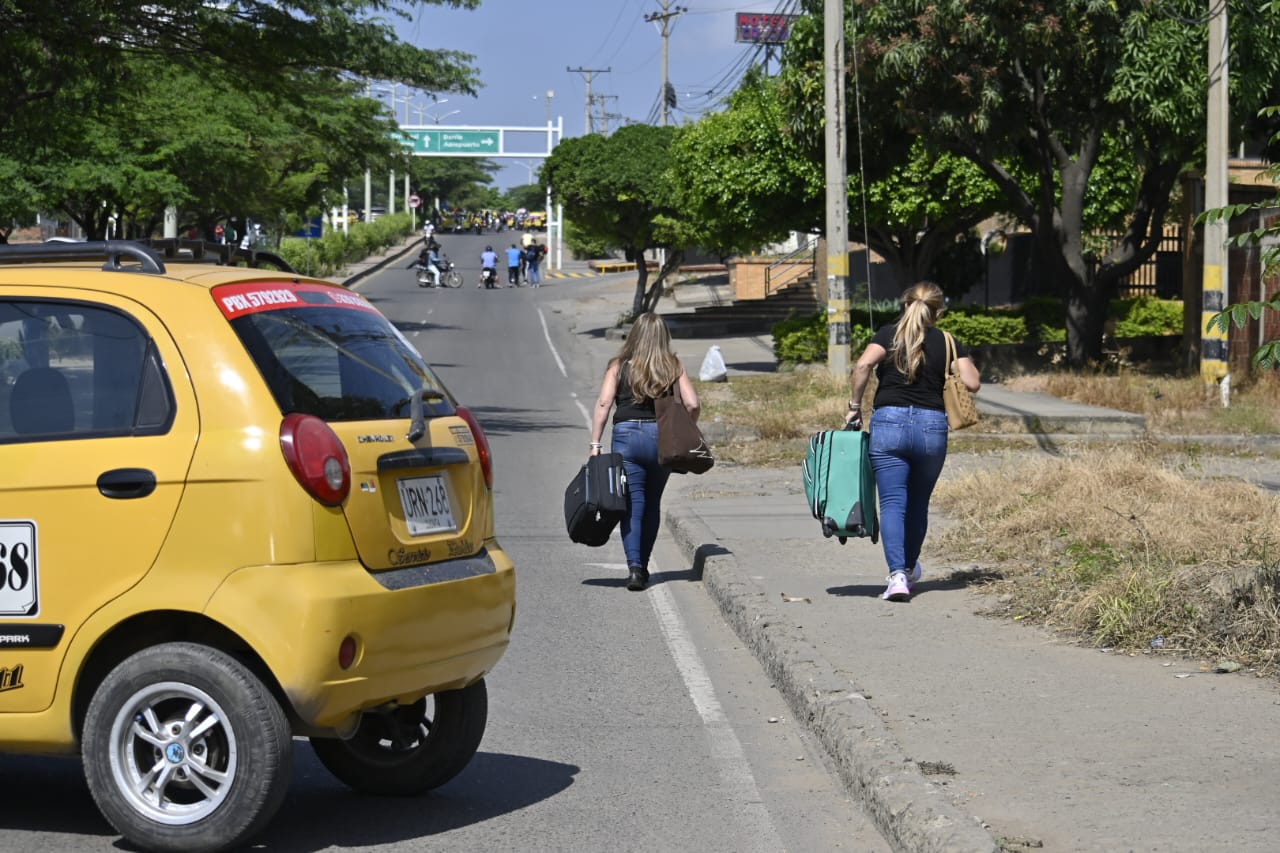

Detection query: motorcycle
(414, 256), (462, 288)
(480, 267), (497, 289)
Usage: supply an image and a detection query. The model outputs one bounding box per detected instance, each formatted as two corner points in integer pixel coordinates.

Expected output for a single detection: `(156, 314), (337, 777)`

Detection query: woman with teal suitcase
(847, 282), (981, 602)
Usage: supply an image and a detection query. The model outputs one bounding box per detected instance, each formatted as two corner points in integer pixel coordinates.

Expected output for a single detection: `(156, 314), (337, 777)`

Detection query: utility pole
(592, 94), (620, 134)
(1202, 0), (1230, 396)
(364, 82), (373, 221)
(645, 2), (687, 127)
(824, 0), (850, 377)
(567, 66), (610, 135)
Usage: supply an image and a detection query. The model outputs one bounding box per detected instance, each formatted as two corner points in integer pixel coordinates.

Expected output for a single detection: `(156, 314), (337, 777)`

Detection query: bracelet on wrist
(847, 401), (861, 411)
(590, 442), (603, 449)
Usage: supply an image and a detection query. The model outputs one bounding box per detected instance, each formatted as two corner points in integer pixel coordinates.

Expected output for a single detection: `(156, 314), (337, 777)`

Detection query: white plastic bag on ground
(699, 345), (728, 382)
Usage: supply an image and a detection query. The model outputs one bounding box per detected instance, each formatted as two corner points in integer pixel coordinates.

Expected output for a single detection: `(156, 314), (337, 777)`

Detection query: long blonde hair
(613, 312), (682, 399)
(889, 282), (946, 383)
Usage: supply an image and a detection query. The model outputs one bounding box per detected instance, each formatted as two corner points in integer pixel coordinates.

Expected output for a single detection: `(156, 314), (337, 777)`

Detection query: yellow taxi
(0, 240), (515, 852)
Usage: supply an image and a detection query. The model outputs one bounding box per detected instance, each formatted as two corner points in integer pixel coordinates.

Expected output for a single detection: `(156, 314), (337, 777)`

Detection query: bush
(771, 296), (1180, 364)
(773, 311), (826, 363)
(937, 311), (1028, 345)
(1110, 297), (1182, 338)
(278, 214), (415, 277)
(772, 311), (874, 364)
(1018, 296), (1067, 342)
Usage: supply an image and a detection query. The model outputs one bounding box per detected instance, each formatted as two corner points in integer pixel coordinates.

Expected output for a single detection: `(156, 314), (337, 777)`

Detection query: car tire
(82, 642), (293, 853)
(310, 678), (487, 796)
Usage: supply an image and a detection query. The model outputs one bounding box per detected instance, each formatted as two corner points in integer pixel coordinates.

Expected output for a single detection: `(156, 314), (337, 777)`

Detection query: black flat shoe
(626, 569), (647, 591)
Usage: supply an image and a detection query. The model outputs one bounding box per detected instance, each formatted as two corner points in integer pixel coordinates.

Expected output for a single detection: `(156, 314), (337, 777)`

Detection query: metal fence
(1114, 226), (1183, 299)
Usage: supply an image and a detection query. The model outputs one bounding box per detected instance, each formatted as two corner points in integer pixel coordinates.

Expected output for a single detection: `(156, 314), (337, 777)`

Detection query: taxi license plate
(397, 475), (457, 536)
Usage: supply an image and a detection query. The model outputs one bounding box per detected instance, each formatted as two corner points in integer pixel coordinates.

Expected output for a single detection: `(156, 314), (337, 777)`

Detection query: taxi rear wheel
(82, 642), (293, 853)
(310, 678), (487, 796)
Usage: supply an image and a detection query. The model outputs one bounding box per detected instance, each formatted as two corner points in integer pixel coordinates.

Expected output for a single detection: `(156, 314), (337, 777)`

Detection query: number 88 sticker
(0, 522), (38, 617)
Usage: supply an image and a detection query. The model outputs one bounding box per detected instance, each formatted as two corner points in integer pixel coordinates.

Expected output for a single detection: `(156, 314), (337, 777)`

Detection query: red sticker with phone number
(212, 282), (379, 321)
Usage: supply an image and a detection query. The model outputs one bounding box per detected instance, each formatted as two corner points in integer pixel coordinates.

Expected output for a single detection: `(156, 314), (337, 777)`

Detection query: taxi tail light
(280, 413), (351, 506)
(455, 406), (493, 489)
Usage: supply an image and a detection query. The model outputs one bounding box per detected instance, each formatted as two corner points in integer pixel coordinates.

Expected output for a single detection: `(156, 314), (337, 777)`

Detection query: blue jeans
(611, 420), (671, 570)
(868, 406), (949, 575)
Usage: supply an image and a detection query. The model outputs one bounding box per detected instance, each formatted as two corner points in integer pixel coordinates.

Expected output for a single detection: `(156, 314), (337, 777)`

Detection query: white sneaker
(908, 560), (923, 584)
(881, 571), (911, 602)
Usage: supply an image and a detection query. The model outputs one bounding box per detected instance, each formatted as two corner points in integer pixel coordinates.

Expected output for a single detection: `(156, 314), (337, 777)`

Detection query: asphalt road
(0, 233), (890, 852)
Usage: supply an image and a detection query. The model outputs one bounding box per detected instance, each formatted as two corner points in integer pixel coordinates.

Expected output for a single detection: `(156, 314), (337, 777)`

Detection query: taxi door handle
(97, 468), (157, 499)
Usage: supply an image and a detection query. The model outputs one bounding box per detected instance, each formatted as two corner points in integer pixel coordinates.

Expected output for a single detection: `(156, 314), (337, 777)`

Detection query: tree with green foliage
(669, 75), (820, 256)
(674, 62), (1003, 295)
(542, 124), (682, 318)
(1, 0), (480, 239)
(504, 183), (547, 213)
(20, 56), (404, 241)
(794, 0), (1280, 367)
(407, 158), (499, 215)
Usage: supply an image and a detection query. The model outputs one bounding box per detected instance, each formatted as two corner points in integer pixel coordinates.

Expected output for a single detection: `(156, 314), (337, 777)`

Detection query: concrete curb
(665, 509), (1001, 853)
(340, 238), (421, 288)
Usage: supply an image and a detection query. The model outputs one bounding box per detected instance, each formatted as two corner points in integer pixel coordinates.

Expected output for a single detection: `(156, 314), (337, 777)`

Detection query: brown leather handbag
(655, 384), (715, 474)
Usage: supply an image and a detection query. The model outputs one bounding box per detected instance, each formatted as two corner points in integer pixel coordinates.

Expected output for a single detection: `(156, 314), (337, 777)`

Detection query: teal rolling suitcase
(802, 426), (878, 543)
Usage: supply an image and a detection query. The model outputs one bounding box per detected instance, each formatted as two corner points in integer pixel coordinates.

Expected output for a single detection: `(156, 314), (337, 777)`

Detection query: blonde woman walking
(847, 282), (980, 602)
(590, 313), (700, 591)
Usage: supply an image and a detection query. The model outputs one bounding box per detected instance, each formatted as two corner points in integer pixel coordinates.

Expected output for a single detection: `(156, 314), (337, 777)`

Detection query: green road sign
(402, 129), (499, 155)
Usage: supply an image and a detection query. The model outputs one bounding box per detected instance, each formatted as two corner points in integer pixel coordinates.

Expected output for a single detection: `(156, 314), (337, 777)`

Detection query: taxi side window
(0, 300), (174, 442)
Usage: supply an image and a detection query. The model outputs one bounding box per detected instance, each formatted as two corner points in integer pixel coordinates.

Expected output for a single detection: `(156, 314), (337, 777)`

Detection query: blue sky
(390, 1), (797, 189)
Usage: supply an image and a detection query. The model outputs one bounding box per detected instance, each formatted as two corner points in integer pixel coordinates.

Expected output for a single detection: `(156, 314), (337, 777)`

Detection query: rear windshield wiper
(404, 386), (446, 442)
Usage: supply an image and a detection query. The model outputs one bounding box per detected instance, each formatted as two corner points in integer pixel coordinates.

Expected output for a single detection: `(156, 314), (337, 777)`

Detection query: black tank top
(613, 361), (664, 422)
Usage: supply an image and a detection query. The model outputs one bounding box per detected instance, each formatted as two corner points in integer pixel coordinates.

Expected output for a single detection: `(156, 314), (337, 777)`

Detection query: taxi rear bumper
(203, 544), (515, 730)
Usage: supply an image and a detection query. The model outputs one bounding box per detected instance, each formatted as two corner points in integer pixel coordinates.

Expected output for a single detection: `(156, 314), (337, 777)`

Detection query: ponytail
(889, 282), (946, 383)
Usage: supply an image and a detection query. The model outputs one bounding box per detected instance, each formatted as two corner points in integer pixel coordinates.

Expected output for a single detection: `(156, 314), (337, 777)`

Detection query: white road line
(648, 564), (784, 852)
(547, 307), (592, 424)
(538, 307), (567, 377)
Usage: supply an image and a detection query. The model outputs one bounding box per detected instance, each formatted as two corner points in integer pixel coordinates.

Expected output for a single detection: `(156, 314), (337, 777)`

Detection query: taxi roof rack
(0, 239), (297, 275)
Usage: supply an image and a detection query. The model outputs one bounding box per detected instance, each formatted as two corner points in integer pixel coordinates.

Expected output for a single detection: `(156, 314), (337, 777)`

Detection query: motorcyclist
(408, 244), (442, 287)
(479, 245), (498, 289)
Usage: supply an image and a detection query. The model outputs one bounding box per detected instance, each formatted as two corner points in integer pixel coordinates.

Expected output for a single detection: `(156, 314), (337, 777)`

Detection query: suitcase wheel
(821, 518), (836, 539)
(837, 536), (847, 545)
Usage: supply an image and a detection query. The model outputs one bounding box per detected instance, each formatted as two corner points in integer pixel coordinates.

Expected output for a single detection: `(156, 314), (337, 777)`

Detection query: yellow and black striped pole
(1202, 0), (1230, 388)
(824, 0), (850, 377)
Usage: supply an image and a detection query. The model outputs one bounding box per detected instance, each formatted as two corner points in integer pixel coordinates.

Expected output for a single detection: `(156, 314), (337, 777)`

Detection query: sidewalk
(560, 274), (1280, 852)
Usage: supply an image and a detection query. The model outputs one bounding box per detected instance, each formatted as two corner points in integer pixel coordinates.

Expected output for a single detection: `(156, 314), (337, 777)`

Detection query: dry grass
(1005, 369), (1280, 434)
(703, 368), (1280, 672)
(701, 368), (854, 467)
(933, 445), (1280, 671)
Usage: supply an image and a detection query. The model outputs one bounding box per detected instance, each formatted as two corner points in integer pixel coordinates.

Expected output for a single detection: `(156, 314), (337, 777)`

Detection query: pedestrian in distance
(505, 244), (522, 287)
(519, 230), (534, 282)
(590, 312), (701, 591)
(479, 245), (498, 288)
(846, 281), (980, 602)
(525, 241), (544, 286)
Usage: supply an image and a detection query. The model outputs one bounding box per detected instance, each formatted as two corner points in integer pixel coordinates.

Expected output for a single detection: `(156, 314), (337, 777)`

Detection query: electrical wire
(850, 7), (874, 328)
(586, 0), (641, 66)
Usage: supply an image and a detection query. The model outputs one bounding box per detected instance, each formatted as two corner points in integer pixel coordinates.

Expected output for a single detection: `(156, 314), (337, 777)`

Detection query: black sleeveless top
(613, 361), (666, 422)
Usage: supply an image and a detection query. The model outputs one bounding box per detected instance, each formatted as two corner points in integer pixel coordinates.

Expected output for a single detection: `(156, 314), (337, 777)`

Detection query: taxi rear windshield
(224, 296), (451, 422)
